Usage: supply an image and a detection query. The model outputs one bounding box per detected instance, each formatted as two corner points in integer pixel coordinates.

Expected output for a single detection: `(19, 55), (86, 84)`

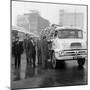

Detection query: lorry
(46, 26), (87, 69)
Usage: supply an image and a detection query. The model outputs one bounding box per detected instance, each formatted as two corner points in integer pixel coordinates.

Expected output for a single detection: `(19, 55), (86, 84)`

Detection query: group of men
(12, 34), (49, 70)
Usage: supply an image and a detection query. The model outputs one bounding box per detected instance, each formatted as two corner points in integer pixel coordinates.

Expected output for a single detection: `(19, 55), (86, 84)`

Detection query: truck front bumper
(55, 54), (87, 60)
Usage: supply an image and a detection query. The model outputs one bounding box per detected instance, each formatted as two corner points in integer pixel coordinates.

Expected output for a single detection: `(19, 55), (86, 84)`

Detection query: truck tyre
(51, 52), (56, 69)
(77, 58), (85, 67)
(51, 52), (63, 69)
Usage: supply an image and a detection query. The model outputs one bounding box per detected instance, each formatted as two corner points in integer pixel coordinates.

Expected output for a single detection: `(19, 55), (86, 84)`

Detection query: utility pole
(74, 9), (77, 27)
(59, 10), (64, 27)
(24, 14), (31, 33)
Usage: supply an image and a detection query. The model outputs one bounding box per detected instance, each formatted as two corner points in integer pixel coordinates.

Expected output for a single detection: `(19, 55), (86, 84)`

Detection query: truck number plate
(73, 55), (82, 59)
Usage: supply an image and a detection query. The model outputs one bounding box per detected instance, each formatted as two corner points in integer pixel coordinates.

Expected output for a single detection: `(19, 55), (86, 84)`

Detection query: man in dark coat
(30, 37), (36, 67)
(23, 34), (29, 64)
(41, 36), (49, 69)
(23, 35), (36, 67)
(37, 39), (42, 66)
(13, 36), (23, 69)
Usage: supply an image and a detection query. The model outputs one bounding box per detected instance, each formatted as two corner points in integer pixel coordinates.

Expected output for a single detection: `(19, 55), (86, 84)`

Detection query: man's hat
(43, 36), (46, 39)
(25, 33), (29, 36)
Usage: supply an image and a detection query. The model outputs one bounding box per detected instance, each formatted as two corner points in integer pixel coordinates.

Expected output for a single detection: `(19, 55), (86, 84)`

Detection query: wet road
(11, 54), (88, 89)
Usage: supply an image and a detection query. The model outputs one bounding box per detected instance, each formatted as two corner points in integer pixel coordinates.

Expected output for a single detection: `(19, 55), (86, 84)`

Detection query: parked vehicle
(48, 26), (87, 68)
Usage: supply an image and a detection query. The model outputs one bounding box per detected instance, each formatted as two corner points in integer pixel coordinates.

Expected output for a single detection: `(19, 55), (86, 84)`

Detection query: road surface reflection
(11, 60), (87, 89)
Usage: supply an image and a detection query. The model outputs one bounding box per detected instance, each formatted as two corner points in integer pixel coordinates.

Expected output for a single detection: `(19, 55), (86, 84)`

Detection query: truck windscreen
(57, 29), (83, 39)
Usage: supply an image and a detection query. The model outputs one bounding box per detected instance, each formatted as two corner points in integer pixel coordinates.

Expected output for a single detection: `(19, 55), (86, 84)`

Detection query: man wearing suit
(41, 36), (49, 69)
(30, 37), (36, 67)
(13, 36), (23, 69)
(37, 39), (42, 66)
(23, 34), (30, 64)
(23, 34), (36, 67)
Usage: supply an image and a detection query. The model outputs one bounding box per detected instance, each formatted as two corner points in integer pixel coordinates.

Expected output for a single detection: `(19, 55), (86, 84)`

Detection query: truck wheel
(51, 53), (63, 69)
(51, 52), (56, 69)
(77, 58), (85, 67)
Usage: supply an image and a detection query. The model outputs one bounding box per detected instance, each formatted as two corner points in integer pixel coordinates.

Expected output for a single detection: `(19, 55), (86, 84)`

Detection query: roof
(12, 26), (39, 38)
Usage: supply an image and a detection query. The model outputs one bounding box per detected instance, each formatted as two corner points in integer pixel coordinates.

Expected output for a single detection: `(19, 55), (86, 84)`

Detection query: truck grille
(64, 50), (87, 56)
(71, 43), (81, 47)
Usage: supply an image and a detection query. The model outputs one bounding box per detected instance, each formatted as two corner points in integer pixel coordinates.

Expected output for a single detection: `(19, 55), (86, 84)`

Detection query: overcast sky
(12, 1), (87, 26)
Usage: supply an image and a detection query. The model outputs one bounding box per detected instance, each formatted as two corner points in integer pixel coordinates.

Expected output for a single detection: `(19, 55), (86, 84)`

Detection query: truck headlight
(59, 50), (64, 56)
(55, 50), (64, 56)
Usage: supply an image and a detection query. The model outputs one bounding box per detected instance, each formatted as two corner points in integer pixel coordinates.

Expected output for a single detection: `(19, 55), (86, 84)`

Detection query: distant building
(17, 15), (30, 32)
(59, 10), (84, 29)
(17, 11), (50, 35)
(28, 11), (50, 35)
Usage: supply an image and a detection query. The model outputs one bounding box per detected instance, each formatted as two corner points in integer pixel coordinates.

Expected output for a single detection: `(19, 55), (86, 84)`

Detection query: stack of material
(40, 24), (57, 40)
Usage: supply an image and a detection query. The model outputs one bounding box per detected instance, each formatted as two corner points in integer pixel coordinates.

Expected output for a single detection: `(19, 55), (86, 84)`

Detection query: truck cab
(50, 27), (87, 68)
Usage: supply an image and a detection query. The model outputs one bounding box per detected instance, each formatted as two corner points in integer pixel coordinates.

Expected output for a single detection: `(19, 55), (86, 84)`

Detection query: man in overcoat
(23, 34), (36, 67)
(13, 36), (23, 69)
(41, 36), (49, 69)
